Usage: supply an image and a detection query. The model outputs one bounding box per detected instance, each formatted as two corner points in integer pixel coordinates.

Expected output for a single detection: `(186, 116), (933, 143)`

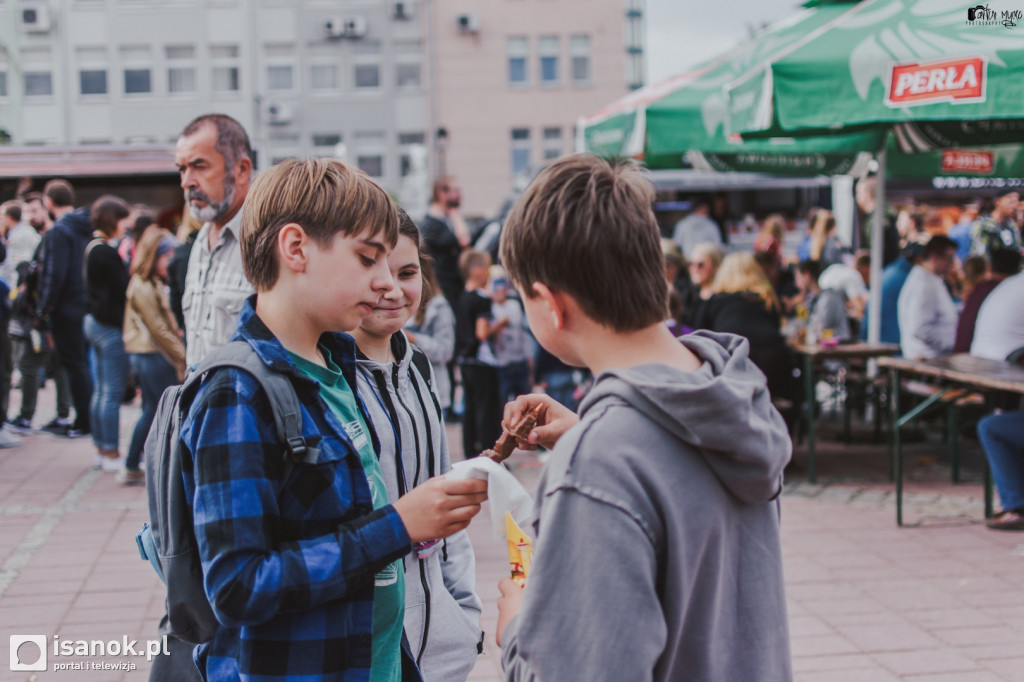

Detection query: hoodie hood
(355, 331), (413, 379)
(61, 206), (93, 238)
(579, 330), (791, 504)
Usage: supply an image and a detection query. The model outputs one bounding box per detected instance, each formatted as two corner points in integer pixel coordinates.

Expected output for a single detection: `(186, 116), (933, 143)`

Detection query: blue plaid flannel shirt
(180, 297), (417, 681)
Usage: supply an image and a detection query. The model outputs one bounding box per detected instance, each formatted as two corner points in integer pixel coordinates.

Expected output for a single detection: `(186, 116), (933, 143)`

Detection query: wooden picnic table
(877, 354), (1024, 526)
(791, 342), (901, 483)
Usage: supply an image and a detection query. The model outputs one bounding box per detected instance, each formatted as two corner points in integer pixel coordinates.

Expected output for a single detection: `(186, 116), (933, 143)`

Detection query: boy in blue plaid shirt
(180, 158), (488, 681)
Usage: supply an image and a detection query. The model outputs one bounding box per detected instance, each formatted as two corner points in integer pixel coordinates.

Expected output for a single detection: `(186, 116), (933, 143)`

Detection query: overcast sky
(645, 0), (802, 84)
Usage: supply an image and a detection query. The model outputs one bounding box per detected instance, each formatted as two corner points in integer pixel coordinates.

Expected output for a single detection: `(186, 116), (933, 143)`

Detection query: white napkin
(447, 457), (534, 541)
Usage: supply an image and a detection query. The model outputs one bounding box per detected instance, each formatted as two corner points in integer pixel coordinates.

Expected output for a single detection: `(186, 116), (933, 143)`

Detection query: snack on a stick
(487, 404), (546, 462)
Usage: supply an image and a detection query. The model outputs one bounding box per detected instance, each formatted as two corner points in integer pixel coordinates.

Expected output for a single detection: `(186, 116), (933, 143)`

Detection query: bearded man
(175, 114), (255, 366)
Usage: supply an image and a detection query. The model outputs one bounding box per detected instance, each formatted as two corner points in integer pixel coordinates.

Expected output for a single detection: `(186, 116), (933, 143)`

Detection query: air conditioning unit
(265, 102), (292, 125)
(393, 1), (414, 20)
(20, 2), (52, 33)
(456, 12), (480, 33)
(325, 16), (367, 39)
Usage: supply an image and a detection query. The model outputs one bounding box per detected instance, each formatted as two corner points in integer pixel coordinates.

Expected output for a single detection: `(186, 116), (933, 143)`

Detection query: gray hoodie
(501, 331), (793, 682)
(355, 332), (483, 681)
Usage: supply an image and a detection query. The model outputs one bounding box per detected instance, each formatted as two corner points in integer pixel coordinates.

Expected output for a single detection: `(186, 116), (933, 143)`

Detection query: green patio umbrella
(727, 0), (1024, 146)
(576, 0), (882, 175)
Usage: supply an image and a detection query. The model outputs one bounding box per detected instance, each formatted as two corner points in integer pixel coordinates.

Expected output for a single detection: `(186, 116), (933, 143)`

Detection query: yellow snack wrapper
(505, 512), (533, 587)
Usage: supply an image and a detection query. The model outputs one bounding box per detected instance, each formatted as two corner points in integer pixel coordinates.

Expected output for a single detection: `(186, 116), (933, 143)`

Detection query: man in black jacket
(37, 179), (92, 437)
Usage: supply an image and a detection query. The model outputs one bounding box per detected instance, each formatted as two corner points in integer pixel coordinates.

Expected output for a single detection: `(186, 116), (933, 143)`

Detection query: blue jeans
(127, 353), (178, 471)
(83, 315), (125, 451)
(497, 361), (531, 404)
(978, 410), (1024, 512)
(540, 369), (578, 412)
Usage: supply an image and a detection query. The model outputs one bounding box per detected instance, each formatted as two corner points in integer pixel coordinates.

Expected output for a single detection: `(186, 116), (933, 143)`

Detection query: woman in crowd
(404, 251), (456, 413)
(807, 209), (846, 267)
(754, 213), (786, 266)
(681, 241), (723, 329)
(698, 252), (795, 401)
(351, 211), (483, 682)
(83, 195), (132, 471)
(121, 228), (185, 485)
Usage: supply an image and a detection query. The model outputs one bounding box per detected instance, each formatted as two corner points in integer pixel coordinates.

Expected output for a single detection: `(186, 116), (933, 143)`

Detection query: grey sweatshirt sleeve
(437, 402), (483, 620)
(413, 298), (455, 365)
(501, 487), (667, 682)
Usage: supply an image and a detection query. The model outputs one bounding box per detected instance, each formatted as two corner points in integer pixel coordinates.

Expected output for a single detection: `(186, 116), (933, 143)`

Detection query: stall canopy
(727, 0), (1024, 146)
(576, 0), (881, 176)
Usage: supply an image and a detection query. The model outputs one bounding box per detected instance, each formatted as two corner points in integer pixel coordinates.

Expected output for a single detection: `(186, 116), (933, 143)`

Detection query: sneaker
(41, 418), (72, 436)
(99, 455), (124, 473)
(65, 426), (89, 439)
(0, 426), (22, 448)
(117, 468), (145, 486)
(6, 417), (33, 435)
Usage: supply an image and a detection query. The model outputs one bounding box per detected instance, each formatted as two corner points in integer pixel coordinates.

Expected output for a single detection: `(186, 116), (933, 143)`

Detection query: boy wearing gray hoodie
(494, 154), (793, 682)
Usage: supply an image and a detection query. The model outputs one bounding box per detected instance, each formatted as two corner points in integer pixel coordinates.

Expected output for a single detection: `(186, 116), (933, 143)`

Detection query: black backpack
(136, 341), (315, 644)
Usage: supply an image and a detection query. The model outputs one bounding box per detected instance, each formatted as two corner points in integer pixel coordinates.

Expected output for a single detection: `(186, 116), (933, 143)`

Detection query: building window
(357, 155), (383, 178)
(121, 46), (152, 95)
(77, 47), (108, 96)
(538, 36), (559, 85)
(79, 70), (107, 95)
(355, 64), (380, 89)
(0, 70), (7, 98)
(507, 36), (528, 86)
(267, 65), (292, 91)
(542, 127), (562, 160)
(312, 133), (342, 149)
(265, 44), (295, 92)
(396, 62), (421, 88)
(310, 63), (337, 90)
(24, 72), (53, 97)
(627, 53), (644, 90)
(570, 35), (591, 85)
(125, 69), (151, 93)
(511, 128), (530, 174)
(166, 45), (196, 94)
(210, 44), (241, 92)
(399, 131), (426, 177)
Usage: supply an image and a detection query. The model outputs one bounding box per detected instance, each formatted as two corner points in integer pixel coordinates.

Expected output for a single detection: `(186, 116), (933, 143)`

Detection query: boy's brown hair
(240, 158), (399, 291)
(458, 248), (491, 283)
(500, 154), (667, 332)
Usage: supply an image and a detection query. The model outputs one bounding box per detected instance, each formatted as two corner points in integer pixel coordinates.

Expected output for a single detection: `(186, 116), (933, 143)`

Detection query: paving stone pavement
(1, 385), (1022, 681)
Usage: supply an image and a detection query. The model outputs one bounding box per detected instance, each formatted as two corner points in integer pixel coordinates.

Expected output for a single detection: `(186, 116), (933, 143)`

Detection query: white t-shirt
(897, 265), (958, 360)
(819, 264), (867, 304)
(971, 271), (1024, 361)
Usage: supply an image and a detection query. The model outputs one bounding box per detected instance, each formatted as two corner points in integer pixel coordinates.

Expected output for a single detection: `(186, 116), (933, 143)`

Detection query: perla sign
(886, 57), (986, 107)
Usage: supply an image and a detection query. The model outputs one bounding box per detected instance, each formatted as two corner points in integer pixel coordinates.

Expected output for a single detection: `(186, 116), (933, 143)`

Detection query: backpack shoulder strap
(409, 345), (442, 421)
(191, 342), (317, 467)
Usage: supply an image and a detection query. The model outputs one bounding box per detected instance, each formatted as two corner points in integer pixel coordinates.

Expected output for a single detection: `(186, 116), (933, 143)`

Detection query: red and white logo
(886, 57), (986, 107)
(941, 149), (994, 175)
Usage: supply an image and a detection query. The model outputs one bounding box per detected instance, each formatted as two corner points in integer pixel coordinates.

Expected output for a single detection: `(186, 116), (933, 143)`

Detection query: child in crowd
(481, 267), (532, 403)
(351, 211), (483, 681)
(403, 250), (456, 412)
(494, 154), (793, 681)
(454, 249), (502, 459)
(179, 158), (487, 681)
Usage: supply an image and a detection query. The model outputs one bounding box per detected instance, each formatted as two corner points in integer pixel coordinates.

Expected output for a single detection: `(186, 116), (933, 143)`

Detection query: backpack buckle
(286, 436), (308, 458)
